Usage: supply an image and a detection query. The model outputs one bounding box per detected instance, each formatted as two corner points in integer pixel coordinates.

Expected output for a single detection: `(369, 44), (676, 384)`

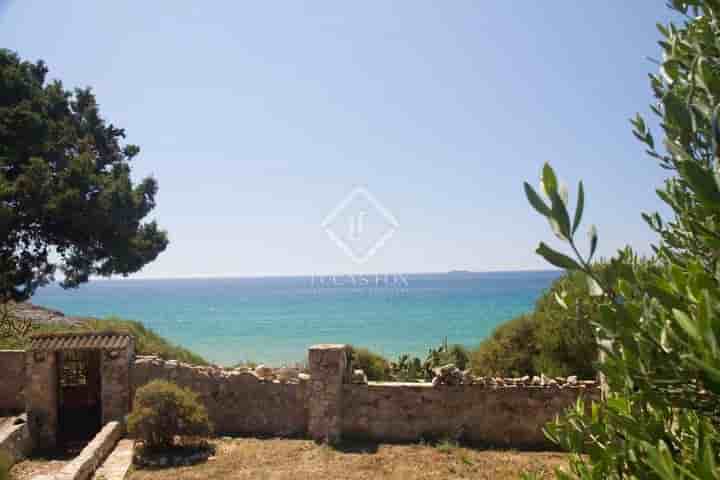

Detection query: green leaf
(698, 57), (720, 94)
(554, 292), (568, 309)
(588, 225), (598, 260)
(536, 242), (583, 271)
(572, 181), (584, 235)
(678, 160), (720, 205)
(523, 182), (551, 218)
(549, 189), (572, 240)
(663, 91), (692, 130)
(541, 163), (558, 197)
(673, 308), (701, 342)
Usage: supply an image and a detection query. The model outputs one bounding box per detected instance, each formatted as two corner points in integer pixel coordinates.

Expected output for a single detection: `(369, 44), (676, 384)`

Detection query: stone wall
(131, 357), (309, 437)
(307, 344), (349, 444)
(0, 415), (31, 465)
(0, 350), (25, 414)
(342, 382), (598, 448)
(101, 343), (135, 425)
(25, 350), (59, 450)
(0, 343), (600, 450)
(129, 346), (598, 449)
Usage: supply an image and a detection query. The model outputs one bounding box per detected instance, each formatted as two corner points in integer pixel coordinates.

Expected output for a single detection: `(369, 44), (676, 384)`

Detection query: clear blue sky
(0, 1), (677, 278)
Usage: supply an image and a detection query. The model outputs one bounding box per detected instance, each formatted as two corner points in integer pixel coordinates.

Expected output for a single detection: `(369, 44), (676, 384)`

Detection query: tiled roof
(29, 332), (132, 351)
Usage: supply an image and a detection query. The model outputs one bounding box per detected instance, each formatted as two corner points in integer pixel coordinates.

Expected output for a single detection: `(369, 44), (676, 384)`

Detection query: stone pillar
(101, 341), (134, 425)
(26, 350), (58, 450)
(307, 344), (349, 445)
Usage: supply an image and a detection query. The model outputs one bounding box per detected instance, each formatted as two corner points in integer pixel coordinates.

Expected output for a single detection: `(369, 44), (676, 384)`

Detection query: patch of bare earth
(129, 438), (567, 480)
(10, 456), (72, 480)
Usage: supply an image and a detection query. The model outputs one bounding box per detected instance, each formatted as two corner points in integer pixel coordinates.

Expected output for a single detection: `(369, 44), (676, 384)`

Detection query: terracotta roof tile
(29, 332), (132, 351)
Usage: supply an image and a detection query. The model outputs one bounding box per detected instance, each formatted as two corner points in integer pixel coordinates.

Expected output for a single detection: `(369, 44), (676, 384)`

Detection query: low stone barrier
(131, 357), (309, 437)
(0, 415), (31, 465)
(130, 346), (598, 448)
(0, 350), (25, 414)
(36, 421), (122, 480)
(0, 344), (598, 452)
(342, 381), (598, 448)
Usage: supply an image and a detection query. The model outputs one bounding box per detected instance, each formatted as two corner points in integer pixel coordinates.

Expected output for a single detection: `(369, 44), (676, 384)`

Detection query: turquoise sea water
(31, 271), (561, 366)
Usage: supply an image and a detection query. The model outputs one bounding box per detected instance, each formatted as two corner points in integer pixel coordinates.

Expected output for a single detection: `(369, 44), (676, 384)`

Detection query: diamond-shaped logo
(322, 187), (399, 264)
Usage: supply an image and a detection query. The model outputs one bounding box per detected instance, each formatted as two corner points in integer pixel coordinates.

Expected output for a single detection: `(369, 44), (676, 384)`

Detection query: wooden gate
(57, 350), (101, 444)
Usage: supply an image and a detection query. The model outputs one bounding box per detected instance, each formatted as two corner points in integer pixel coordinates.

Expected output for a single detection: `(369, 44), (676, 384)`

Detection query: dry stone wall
(1, 344), (599, 449)
(0, 350), (25, 413)
(130, 346), (598, 448)
(342, 381), (599, 448)
(307, 344), (349, 444)
(131, 356), (309, 437)
(101, 344), (135, 425)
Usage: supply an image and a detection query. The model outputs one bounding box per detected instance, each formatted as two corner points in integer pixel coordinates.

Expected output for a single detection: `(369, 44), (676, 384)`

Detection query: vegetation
(349, 346), (391, 381)
(424, 339), (470, 373)
(128, 380), (212, 451)
(350, 341), (470, 382)
(471, 267), (613, 379)
(85, 316), (209, 365)
(471, 313), (539, 377)
(0, 48), (167, 336)
(522, 2), (720, 476)
(0, 313), (208, 365)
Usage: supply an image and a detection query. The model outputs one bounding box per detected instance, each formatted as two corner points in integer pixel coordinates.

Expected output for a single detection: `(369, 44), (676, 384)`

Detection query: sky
(0, 1), (679, 278)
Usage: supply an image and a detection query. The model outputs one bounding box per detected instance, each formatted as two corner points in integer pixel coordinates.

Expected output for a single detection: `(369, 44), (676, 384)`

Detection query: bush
(0, 311), (209, 366)
(388, 340), (470, 381)
(531, 270), (599, 378)
(471, 267), (605, 379)
(520, 1), (720, 469)
(128, 380), (212, 450)
(426, 340), (469, 371)
(471, 314), (538, 377)
(87, 317), (209, 365)
(349, 346), (390, 381)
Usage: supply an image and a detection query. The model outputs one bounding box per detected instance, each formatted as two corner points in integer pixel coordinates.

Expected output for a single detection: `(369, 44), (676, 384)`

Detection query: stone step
(92, 439), (134, 480)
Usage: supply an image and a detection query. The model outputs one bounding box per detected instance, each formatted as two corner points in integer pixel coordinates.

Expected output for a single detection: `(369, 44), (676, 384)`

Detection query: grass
(0, 311), (209, 365)
(128, 438), (567, 480)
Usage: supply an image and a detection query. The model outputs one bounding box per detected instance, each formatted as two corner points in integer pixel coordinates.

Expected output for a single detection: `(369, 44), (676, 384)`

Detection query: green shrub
(128, 380), (212, 450)
(86, 317), (209, 365)
(0, 312), (209, 366)
(531, 270), (599, 378)
(471, 314), (538, 377)
(390, 340), (470, 381)
(520, 0), (720, 468)
(349, 346), (390, 381)
(391, 354), (424, 381)
(471, 267), (607, 379)
(425, 340), (469, 371)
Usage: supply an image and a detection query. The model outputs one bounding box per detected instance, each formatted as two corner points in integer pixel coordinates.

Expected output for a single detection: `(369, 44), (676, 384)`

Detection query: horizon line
(64, 267), (561, 282)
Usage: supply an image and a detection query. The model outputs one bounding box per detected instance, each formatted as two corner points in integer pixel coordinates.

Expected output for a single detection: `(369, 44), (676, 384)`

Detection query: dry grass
(129, 438), (567, 480)
(10, 456), (72, 480)
(9, 443), (81, 480)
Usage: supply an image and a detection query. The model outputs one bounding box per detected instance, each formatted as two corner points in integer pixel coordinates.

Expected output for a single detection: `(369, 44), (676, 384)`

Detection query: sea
(30, 271), (561, 367)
